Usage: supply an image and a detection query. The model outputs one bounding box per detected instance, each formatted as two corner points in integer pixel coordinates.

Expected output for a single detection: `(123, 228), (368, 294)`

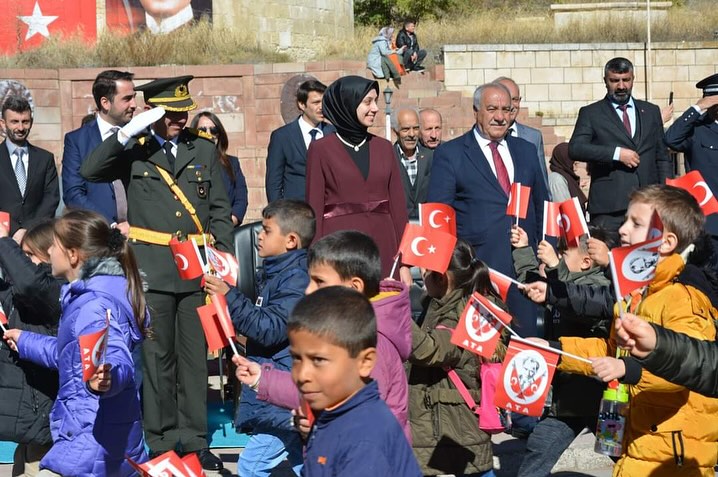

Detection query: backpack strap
(435, 324), (480, 415)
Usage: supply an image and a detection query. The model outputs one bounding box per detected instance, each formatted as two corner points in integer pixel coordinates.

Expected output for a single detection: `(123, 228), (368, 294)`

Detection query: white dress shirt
(298, 116), (323, 149)
(473, 127), (515, 183)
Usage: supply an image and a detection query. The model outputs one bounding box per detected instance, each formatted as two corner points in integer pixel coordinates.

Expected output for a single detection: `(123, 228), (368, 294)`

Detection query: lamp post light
(383, 85), (393, 141)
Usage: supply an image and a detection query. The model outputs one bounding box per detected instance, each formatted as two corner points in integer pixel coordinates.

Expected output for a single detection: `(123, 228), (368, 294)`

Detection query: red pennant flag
(488, 268), (514, 302)
(647, 210), (663, 241)
(506, 183), (531, 219)
(667, 171), (718, 216)
(206, 246), (239, 286)
(301, 398), (316, 429)
(180, 453), (206, 477)
(0, 211), (9, 230)
(211, 293), (236, 341)
(196, 304), (230, 352)
(0, 303), (7, 326)
(397, 223), (457, 274)
(127, 450), (193, 477)
(608, 237), (662, 299)
(169, 237), (206, 280)
(494, 337), (559, 417)
(78, 319), (109, 382)
(419, 203), (457, 236)
(558, 197), (589, 246)
(451, 292), (513, 359)
(0, 0), (97, 55)
(542, 201), (562, 238)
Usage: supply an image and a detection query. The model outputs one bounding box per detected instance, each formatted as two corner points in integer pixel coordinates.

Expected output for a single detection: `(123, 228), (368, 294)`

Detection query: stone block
(695, 49), (718, 66)
(564, 68), (583, 84)
(444, 52), (472, 70)
(273, 63), (306, 74)
(408, 89), (439, 99)
(570, 50), (594, 67)
(653, 65), (688, 82)
(496, 52), (515, 68)
(255, 84), (283, 100)
(689, 65), (716, 83)
(549, 50), (571, 67)
(654, 49), (675, 66)
(218, 113), (245, 133)
(570, 83), (594, 102)
(444, 70), (468, 87)
(535, 51), (551, 68)
(31, 89), (60, 108)
(471, 51), (497, 69)
(510, 68), (532, 86)
(674, 50), (695, 66)
(466, 69), (484, 87)
(531, 68), (561, 84)
(31, 123), (62, 141)
(513, 51), (536, 68)
(525, 84), (549, 102)
(34, 107), (61, 124)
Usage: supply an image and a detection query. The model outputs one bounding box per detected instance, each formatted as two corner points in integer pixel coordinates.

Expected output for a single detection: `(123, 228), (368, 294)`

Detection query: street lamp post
(383, 85), (393, 141)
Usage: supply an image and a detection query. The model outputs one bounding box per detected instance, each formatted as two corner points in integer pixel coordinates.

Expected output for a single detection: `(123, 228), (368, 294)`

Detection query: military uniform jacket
(80, 130), (234, 293)
(664, 106), (718, 236)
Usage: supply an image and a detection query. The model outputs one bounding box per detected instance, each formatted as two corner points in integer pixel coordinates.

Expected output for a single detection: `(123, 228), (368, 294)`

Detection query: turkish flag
(196, 304), (228, 353)
(127, 450), (196, 477)
(494, 336), (559, 417)
(0, 212), (9, 231)
(0, 302), (8, 327)
(78, 320), (109, 382)
(169, 237), (206, 280)
(451, 292), (513, 359)
(419, 202), (457, 236)
(542, 201), (562, 238)
(506, 183), (531, 219)
(206, 246), (239, 287)
(488, 268), (514, 302)
(608, 237), (662, 299)
(558, 197), (589, 246)
(301, 398), (316, 428)
(0, 0), (97, 54)
(180, 453), (206, 477)
(667, 171), (718, 216)
(397, 223), (457, 274)
(211, 293), (236, 342)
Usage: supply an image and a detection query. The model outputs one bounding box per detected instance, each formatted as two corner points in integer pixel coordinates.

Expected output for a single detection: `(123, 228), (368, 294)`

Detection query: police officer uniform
(80, 76), (233, 470)
(665, 73), (718, 242)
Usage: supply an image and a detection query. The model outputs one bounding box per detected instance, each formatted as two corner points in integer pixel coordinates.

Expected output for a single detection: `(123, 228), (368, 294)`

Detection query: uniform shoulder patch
(185, 127), (214, 142)
(137, 135), (148, 146)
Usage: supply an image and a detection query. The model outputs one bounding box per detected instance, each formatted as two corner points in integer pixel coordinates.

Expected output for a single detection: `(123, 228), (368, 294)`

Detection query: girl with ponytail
(3, 209), (148, 476)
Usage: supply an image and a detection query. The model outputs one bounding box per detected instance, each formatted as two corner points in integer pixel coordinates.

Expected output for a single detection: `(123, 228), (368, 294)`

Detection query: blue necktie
(14, 149), (26, 197)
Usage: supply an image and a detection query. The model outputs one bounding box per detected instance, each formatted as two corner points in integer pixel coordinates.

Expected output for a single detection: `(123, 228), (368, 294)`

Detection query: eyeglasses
(198, 126), (218, 135)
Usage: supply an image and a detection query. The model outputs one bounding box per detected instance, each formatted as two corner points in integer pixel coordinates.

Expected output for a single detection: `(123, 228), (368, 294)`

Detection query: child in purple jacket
(234, 230), (413, 442)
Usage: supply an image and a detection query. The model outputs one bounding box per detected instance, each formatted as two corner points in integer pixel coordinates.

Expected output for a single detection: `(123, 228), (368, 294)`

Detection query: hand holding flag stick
(0, 302), (8, 333)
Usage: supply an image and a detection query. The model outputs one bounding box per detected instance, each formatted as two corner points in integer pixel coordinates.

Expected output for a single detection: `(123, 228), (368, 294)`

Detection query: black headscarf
(322, 76), (380, 144)
(549, 142), (587, 206)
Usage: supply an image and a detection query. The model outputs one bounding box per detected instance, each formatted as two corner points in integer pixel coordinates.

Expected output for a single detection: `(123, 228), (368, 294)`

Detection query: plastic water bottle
(594, 379), (628, 457)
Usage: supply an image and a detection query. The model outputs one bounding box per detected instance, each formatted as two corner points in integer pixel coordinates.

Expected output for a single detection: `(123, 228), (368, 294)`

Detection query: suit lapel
(464, 132), (507, 197)
(0, 142), (20, 197)
(174, 135), (196, 175)
(144, 136), (173, 172)
(602, 98), (637, 146)
(394, 143), (413, 194)
(291, 118), (307, 158)
(24, 143), (40, 194)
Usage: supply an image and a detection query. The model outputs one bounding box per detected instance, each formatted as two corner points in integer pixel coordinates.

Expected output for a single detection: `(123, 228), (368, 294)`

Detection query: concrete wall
(443, 41), (718, 141)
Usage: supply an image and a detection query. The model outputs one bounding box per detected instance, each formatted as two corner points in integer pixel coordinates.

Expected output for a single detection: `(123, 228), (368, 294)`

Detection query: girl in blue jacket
(4, 209), (149, 477)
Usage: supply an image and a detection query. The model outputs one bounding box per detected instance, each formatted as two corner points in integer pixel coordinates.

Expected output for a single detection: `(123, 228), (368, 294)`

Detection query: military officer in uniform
(665, 73), (718, 249)
(81, 75), (233, 471)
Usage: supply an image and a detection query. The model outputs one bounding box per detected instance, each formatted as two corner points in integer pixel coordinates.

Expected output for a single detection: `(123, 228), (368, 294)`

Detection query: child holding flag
(203, 199), (314, 477)
(3, 210), (149, 476)
(548, 185), (718, 476)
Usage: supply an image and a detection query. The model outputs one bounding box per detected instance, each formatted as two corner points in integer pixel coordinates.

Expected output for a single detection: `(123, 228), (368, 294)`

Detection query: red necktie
(489, 141), (511, 195)
(618, 104), (632, 136)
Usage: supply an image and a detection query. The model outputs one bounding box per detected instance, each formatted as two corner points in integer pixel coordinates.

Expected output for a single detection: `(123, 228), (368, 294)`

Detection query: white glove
(117, 107), (166, 145)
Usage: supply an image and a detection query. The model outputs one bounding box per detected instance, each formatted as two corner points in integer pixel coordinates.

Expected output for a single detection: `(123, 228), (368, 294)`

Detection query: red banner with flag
(506, 183), (530, 219)
(542, 201), (562, 238)
(608, 237), (662, 299)
(451, 292), (513, 359)
(79, 317), (109, 382)
(494, 337), (559, 417)
(419, 202), (457, 236)
(397, 223), (457, 273)
(0, 212), (9, 231)
(558, 197), (589, 246)
(169, 237), (206, 280)
(206, 246), (239, 286)
(667, 170), (718, 216)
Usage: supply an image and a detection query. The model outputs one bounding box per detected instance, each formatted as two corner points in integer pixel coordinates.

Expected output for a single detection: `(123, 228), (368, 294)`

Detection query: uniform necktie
(618, 104), (632, 136)
(14, 149), (26, 197)
(163, 141), (175, 171)
(488, 141), (511, 195)
(107, 127), (127, 222)
(309, 129), (319, 144)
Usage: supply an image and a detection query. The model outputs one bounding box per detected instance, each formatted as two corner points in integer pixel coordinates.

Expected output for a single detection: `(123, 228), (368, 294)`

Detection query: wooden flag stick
(511, 335), (593, 365)
(389, 254), (400, 280)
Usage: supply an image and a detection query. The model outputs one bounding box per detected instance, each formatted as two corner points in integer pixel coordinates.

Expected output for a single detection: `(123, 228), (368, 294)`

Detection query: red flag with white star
(169, 237), (206, 280)
(419, 202), (457, 236)
(558, 197), (589, 246)
(397, 223), (457, 274)
(494, 336), (559, 417)
(506, 183), (531, 220)
(0, 1), (97, 54)
(542, 201), (562, 239)
(667, 170), (718, 216)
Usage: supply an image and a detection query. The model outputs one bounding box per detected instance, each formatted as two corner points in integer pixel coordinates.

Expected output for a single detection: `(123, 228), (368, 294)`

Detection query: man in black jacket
(396, 20), (426, 72)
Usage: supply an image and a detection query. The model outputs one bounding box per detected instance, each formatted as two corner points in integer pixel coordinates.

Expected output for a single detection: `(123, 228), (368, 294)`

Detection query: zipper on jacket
(671, 431), (684, 467)
(425, 392), (440, 440)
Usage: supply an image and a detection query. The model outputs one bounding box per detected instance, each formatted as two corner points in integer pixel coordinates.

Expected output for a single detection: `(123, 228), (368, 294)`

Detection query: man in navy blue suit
(265, 79), (334, 202)
(427, 82), (548, 337)
(62, 70), (136, 234)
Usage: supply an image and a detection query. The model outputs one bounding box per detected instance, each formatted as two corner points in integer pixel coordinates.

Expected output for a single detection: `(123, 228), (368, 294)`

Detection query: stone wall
(443, 41), (718, 141)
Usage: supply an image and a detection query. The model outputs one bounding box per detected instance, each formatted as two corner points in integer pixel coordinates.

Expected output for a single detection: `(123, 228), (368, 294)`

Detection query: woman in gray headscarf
(367, 26), (406, 87)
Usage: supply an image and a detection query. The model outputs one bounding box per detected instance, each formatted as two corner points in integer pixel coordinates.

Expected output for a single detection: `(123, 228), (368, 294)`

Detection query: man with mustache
(0, 96), (59, 239)
(392, 108), (432, 220)
(569, 57), (672, 233)
(419, 108), (443, 150)
(427, 82), (548, 337)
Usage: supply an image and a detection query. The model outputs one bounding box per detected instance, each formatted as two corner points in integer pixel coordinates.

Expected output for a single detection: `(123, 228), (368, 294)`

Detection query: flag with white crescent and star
(419, 202), (457, 236)
(542, 200), (562, 239)
(558, 196), (589, 246)
(667, 171), (718, 216)
(397, 223), (456, 274)
(169, 236), (206, 280)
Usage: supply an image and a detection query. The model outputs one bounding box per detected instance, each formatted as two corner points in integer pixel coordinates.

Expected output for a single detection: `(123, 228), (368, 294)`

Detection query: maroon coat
(306, 133), (408, 275)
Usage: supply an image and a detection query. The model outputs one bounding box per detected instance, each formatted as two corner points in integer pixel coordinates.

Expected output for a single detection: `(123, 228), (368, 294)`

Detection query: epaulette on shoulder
(137, 135), (149, 146)
(184, 127), (214, 142)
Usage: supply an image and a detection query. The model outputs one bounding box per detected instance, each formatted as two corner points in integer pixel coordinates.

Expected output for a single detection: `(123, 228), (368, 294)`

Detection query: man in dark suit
(665, 73), (718, 248)
(392, 108), (432, 220)
(62, 70), (136, 233)
(265, 79), (334, 202)
(81, 76), (233, 471)
(427, 82), (548, 336)
(0, 96), (59, 237)
(496, 76), (550, 197)
(569, 57), (672, 232)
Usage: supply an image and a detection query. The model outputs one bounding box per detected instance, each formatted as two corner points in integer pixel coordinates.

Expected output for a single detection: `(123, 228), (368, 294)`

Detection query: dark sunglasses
(198, 126), (218, 135)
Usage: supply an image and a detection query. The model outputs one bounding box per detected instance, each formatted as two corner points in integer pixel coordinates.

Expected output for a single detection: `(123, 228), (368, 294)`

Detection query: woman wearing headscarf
(305, 76), (410, 283)
(548, 142), (587, 209)
(367, 27), (406, 87)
